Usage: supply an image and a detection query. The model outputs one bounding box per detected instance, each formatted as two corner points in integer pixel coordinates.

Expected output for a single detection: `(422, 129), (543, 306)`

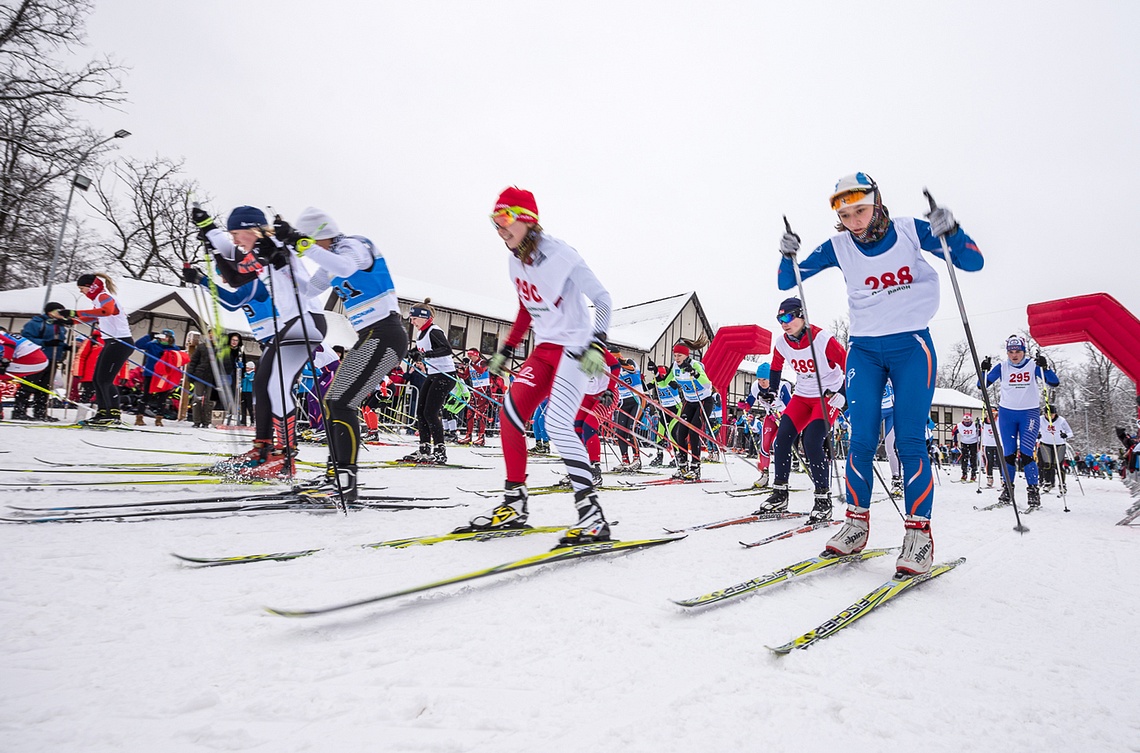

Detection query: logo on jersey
(514, 365), (536, 387)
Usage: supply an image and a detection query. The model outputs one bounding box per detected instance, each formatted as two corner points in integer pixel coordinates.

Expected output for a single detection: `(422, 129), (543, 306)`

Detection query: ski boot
(8, 410), (31, 421)
(463, 482), (529, 531)
(890, 476), (904, 498)
(1026, 484), (1041, 508)
(808, 489), (833, 523)
(896, 515), (934, 577)
(648, 453), (663, 468)
(986, 476), (994, 488)
(751, 470), (770, 490)
(752, 483), (789, 514)
(212, 439), (273, 474)
(297, 464), (359, 505)
(998, 484), (1012, 504)
(432, 445), (448, 465)
(473, 435), (486, 447)
(823, 505), (870, 557)
(237, 445), (296, 480)
(455, 434), (472, 445)
(682, 463), (701, 481)
(558, 489), (611, 546)
(401, 444), (431, 462)
(671, 461), (689, 480)
(79, 409), (116, 427)
(591, 462), (603, 487)
(32, 411), (58, 423)
(555, 474), (572, 489)
(626, 457), (642, 472)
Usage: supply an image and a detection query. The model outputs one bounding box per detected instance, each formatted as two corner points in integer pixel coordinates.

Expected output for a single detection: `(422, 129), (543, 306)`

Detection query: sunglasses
(830, 190), (873, 211)
(776, 311), (801, 324)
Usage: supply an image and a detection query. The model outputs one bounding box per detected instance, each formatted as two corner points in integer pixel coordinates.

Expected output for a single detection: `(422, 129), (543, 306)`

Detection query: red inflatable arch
(703, 324), (773, 445)
(1027, 293), (1140, 420)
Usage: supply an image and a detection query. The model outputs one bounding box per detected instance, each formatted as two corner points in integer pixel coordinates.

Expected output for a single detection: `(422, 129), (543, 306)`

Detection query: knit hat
(294, 207), (342, 240)
(829, 173), (878, 211)
(409, 304), (432, 319)
(77, 273), (98, 287)
(755, 362), (771, 380)
(44, 301), (66, 314)
(778, 297), (803, 318)
(1005, 335), (1027, 352)
(672, 343), (691, 356)
(493, 187), (539, 223)
(226, 206), (268, 231)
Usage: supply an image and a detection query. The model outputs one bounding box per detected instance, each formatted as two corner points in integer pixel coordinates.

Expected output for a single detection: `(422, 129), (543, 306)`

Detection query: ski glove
(191, 206), (217, 241)
(597, 390), (615, 408)
(273, 217), (314, 253)
(182, 265), (204, 284)
(573, 340), (609, 378)
(779, 231), (801, 259)
(255, 237), (289, 270)
(487, 346), (513, 377)
(1035, 354), (1048, 368)
(926, 205), (958, 237)
(825, 390), (846, 411)
(980, 357), (992, 373)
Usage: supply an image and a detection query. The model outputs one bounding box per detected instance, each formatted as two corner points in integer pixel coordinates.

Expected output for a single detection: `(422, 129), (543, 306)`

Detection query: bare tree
(936, 338), (975, 394)
(828, 315), (850, 348)
(1066, 343), (1137, 453)
(0, 0), (125, 289)
(88, 157), (203, 282)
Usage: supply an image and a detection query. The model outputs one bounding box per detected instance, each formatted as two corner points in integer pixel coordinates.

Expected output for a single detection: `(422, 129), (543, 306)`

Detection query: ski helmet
(1005, 335), (1027, 353)
(829, 173), (878, 211)
(755, 362), (771, 380)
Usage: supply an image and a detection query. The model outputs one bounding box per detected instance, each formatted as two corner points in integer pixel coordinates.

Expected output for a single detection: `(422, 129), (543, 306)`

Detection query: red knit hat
(493, 187), (539, 223)
(672, 343), (691, 356)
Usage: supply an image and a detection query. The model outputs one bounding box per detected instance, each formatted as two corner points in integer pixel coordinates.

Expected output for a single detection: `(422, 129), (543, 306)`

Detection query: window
(944, 411), (953, 425)
(447, 325), (466, 350)
(480, 332), (498, 355)
(930, 410), (939, 425)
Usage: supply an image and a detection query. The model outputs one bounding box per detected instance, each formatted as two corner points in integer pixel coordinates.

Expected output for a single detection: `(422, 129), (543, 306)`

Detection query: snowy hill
(1, 422), (1137, 752)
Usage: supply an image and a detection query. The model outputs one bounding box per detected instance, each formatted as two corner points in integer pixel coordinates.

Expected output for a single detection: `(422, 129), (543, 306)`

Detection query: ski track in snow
(1, 423), (1138, 753)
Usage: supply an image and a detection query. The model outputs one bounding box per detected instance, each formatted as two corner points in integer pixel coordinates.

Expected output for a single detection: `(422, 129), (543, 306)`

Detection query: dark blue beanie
(226, 205), (267, 231)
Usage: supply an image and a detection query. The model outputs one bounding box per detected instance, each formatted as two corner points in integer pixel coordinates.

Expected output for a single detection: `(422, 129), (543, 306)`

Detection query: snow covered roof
(606, 292), (694, 351)
(0, 278), (251, 334)
(932, 387), (986, 409)
(391, 274), (518, 322)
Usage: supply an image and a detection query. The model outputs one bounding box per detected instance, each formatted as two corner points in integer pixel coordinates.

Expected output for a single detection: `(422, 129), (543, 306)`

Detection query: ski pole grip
(923, 188), (938, 212)
(783, 215), (793, 234)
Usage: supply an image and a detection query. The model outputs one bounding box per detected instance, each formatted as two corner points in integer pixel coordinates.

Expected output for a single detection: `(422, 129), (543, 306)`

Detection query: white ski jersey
(507, 234), (611, 350)
(956, 421), (980, 445)
(981, 422), (997, 447)
(1039, 416), (1072, 446)
(829, 217), (942, 337)
(415, 324), (456, 375)
(993, 359), (1046, 411)
(206, 228), (322, 326)
(772, 326), (845, 399)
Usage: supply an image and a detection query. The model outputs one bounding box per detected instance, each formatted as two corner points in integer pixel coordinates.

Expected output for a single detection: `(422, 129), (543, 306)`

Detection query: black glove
(0, 358), (9, 375)
(273, 217), (302, 245)
(191, 206), (217, 241)
(756, 387), (775, 402)
(980, 356), (992, 373)
(254, 236), (289, 270)
(1036, 354), (1048, 369)
(597, 390), (615, 408)
(1060, 432), (1069, 439)
(182, 265), (205, 285)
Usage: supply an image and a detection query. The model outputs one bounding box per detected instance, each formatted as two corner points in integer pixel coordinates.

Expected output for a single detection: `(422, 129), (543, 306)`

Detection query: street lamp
(42, 129), (132, 307)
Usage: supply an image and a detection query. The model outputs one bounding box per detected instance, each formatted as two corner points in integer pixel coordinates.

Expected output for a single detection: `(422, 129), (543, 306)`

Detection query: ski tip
(264, 606), (312, 618)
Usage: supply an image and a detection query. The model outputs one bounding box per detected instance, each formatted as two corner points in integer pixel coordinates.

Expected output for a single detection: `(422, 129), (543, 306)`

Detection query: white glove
(826, 391), (846, 411)
(926, 206), (958, 237)
(779, 231), (801, 258)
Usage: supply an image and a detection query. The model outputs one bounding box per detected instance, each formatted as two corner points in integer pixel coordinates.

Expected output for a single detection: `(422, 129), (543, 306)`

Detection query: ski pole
(925, 189), (1026, 534)
(783, 216), (845, 500)
(6, 374), (92, 414)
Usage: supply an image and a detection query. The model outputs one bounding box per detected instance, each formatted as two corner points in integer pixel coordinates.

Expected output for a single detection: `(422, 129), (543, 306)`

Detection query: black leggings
(773, 415), (830, 492)
(417, 373), (452, 448)
(324, 312), (408, 465)
(616, 397), (640, 458)
(93, 339), (133, 412)
(959, 443), (979, 476)
(676, 397), (713, 464)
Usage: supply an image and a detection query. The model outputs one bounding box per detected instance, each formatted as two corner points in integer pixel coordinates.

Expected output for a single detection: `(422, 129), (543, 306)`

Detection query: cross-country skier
(645, 362), (683, 468)
(954, 412), (980, 482)
(190, 205), (327, 478)
(669, 336), (715, 481)
(12, 302), (70, 421)
(979, 337), (1060, 508)
(403, 299), (455, 465)
(611, 347), (644, 471)
(49, 273), (133, 426)
(752, 298), (847, 522)
(272, 207), (408, 499)
(745, 361), (793, 489)
(980, 408), (1000, 487)
(0, 329), (48, 386)
(575, 347), (621, 485)
(1038, 408), (1072, 494)
(462, 186), (614, 546)
(778, 172), (984, 576)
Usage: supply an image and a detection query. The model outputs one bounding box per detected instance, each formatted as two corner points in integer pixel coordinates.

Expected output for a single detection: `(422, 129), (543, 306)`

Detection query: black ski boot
(752, 484), (789, 514)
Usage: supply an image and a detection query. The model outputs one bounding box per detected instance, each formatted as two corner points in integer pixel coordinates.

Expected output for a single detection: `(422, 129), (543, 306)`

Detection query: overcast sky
(75, 1), (1139, 367)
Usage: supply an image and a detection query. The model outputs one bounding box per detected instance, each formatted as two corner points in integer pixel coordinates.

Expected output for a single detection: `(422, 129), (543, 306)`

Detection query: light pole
(43, 129), (131, 307)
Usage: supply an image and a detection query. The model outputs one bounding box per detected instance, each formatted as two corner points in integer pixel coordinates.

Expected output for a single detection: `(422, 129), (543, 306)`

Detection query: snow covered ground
(1, 421), (1138, 753)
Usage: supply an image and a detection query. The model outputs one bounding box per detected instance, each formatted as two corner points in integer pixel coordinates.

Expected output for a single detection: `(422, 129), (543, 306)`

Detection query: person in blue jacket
(133, 329), (182, 424)
(14, 301), (71, 421)
(979, 335), (1059, 507)
(778, 172), (983, 577)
